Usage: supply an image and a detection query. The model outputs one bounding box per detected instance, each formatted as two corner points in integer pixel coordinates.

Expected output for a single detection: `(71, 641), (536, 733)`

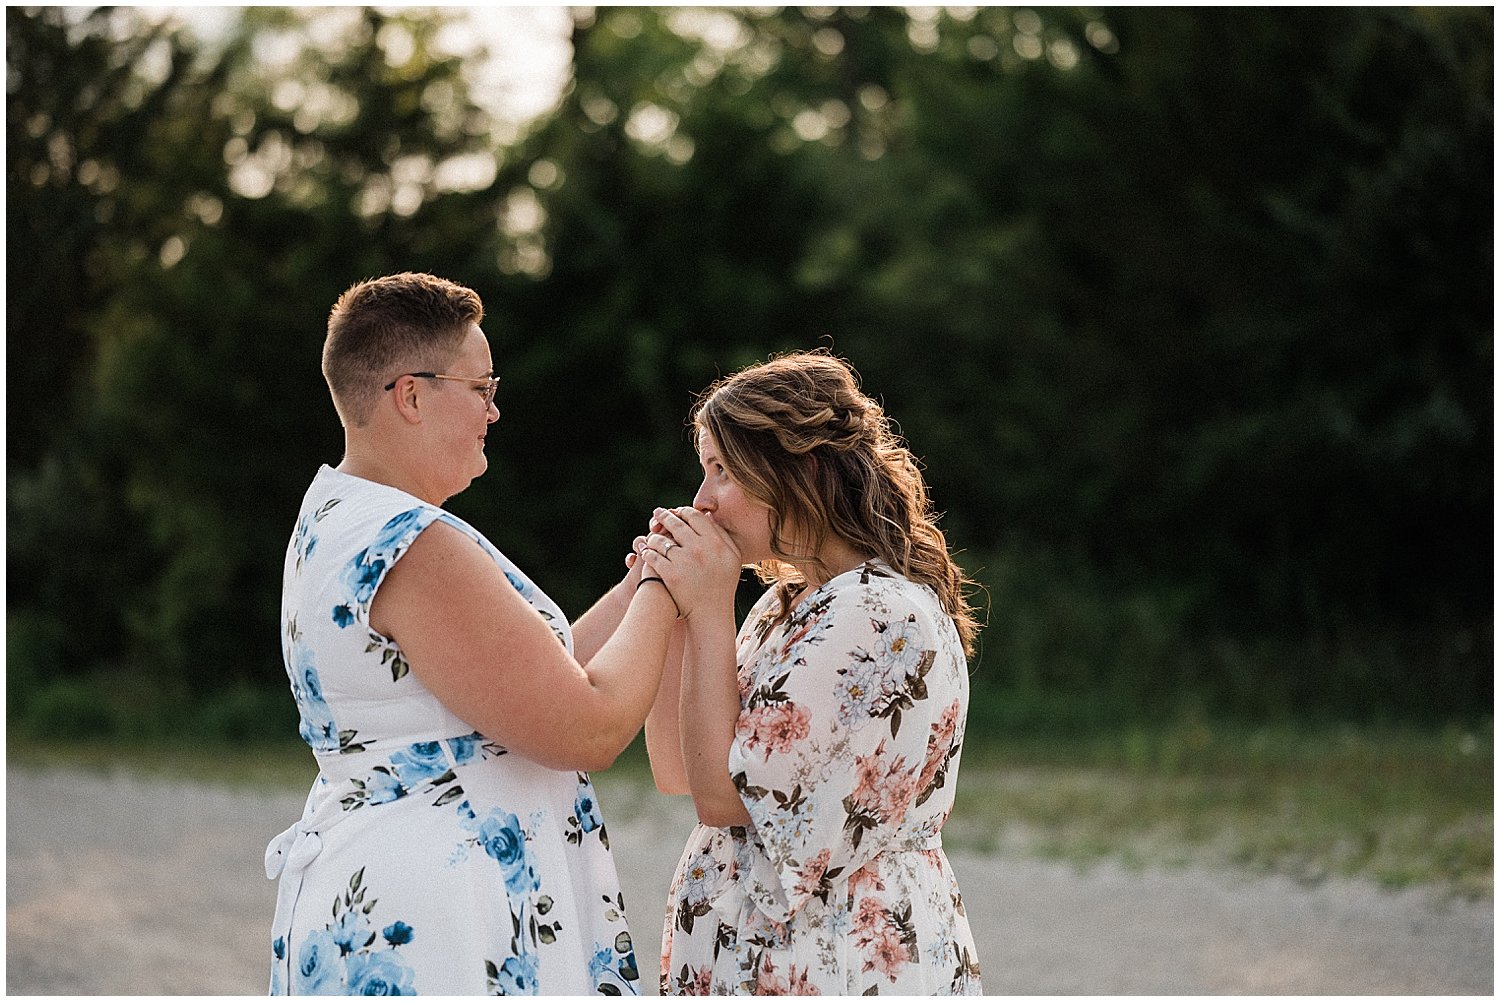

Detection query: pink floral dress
(660, 561), (982, 995)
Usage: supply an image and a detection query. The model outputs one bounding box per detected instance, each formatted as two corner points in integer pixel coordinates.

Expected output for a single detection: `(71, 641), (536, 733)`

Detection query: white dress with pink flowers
(660, 561), (982, 995)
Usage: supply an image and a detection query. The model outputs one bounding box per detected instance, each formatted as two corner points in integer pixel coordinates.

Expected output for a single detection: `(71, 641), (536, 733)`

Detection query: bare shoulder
(370, 518), (511, 635)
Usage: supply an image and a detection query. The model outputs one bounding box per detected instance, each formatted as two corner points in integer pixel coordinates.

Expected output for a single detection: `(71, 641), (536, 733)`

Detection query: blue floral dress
(266, 466), (639, 995)
(660, 562), (982, 995)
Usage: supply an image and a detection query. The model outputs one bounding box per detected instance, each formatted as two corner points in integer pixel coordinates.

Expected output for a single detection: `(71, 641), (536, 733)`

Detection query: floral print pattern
(289, 868), (420, 994)
(269, 466), (639, 995)
(661, 563), (981, 996)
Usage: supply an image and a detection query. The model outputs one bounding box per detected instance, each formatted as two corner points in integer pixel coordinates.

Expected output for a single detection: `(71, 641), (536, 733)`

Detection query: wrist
(680, 594), (734, 629)
(636, 575), (682, 618)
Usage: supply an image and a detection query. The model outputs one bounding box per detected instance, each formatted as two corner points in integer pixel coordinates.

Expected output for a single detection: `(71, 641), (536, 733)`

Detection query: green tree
(7, 7), (1490, 734)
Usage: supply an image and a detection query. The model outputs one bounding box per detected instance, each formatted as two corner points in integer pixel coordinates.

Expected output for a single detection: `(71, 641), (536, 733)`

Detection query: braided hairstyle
(691, 349), (980, 656)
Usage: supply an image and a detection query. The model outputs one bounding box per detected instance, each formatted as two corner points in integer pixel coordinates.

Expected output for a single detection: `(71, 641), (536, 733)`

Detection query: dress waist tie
(712, 830), (947, 931)
(265, 814), (322, 991)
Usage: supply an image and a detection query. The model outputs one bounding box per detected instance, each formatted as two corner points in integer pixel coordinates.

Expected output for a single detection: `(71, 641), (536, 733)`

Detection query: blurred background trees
(7, 6), (1491, 741)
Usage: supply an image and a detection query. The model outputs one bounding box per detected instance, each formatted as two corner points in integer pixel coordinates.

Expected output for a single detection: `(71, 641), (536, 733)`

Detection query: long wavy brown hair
(692, 350), (981, 657)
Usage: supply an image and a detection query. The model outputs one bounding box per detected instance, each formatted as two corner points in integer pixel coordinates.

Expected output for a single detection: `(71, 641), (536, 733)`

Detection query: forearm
(678, 615), (752, 826)
(571, 565), (641, 666)
(644, 624), (690, 794)
(575, 580), (678, 762)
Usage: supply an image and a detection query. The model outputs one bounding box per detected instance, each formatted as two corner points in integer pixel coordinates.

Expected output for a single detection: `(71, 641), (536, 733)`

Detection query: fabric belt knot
(265, 820), (323, 880)
(266, 816), (325, 992)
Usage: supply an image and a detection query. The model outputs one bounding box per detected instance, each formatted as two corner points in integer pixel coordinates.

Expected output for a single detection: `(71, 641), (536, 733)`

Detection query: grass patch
(9, 720), (1490, 897)
(6, 734), (319, 790)
(947, 720), (1493, 898)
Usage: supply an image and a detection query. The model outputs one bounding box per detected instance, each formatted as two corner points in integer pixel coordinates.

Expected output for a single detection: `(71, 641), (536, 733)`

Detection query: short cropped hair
(322, 272), (484, 426)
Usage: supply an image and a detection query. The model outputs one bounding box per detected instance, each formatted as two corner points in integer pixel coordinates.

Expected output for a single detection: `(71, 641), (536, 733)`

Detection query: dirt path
(6, 764), (1491, 994)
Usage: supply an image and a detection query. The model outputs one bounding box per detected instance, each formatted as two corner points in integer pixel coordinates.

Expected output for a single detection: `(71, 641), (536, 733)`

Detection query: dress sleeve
(329, 506), (440, 630)
(725, 577), (948, 926)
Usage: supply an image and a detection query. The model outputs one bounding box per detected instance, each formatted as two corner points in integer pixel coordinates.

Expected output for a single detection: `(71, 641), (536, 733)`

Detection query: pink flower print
(851, 746), (885, 813)
(785, 964), (821, 995)
(737, 700), (812, 760)
(670, 962), (714, 996)
(778, 606), (827, 659)
(686, 965), (713, 995)
(865, 923), (910, 982)
(848, 859), (886, 899)
(792, 848), (831, 902)
(851, 740), (918, 823)
(852, 896), (888, 938)
(736, 659), (757, 701)
(918, 700), (962, 794)
(852, 898), (912, 983)
(754, 955), (789, 994)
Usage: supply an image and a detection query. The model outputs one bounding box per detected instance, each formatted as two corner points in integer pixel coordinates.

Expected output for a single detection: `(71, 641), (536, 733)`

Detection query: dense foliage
(7, 7), (1491, 739)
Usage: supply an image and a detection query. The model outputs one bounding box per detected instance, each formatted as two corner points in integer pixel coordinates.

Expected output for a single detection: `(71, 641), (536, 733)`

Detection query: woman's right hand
(639, 507), (741, 622)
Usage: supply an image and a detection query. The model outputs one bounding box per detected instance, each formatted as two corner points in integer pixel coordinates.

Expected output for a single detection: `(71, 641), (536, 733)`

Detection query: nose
(486, 398), (499, 423)
(692, 481), (715, 513)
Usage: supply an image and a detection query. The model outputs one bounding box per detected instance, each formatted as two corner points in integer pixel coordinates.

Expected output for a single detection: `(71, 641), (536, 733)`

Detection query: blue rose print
(332, 509), (429, 629)
(372, 508), (425, 551)
(588, 943), (615, 984)
(364, 768), (406, 805)
(346, 950), (417, 995)
(331, 904), (372, 955)
(294, 928), (343, 994)
(292, 645), (337, 752)
(331, 553), (386, 627)
(477, 810), (525, 869)
(494, 951), (540, 995)
(472, 809), (542, 896)
(515, 857), (542, 897)
(294, 517), (318, 567)
(390, 741), (447, 784)
(270, 937), (286, 995)
(574, 788), (604, 834)
(446, 733), (478, 765)
(504, 569), (534, 599)
(382, 921), (414, 947)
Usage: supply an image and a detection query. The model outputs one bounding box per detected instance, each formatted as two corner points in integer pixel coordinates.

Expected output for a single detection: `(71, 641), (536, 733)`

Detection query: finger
(625, 551), (637, 569)
(668, 506), (732, 546)
(632, 535), (648, 555)
(658, 508), (705, 540)
(651, 506), (680, 535)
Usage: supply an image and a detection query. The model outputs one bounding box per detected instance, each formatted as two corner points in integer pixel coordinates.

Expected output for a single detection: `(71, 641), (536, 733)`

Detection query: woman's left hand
(640, 507), (741, 621)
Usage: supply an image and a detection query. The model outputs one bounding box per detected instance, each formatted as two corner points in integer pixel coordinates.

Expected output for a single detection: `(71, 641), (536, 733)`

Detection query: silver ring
(663, 541), (676, 554)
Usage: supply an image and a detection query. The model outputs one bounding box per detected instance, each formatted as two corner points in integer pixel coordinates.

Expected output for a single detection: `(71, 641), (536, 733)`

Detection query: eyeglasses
(384, 372), (500, 408)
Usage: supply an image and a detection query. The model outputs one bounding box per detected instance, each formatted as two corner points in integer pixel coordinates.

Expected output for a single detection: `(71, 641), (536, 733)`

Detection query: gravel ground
(6, 764), (1492, 995)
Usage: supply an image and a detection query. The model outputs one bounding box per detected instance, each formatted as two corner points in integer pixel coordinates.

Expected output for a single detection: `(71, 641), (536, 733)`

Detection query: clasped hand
(626, 506), (741, 621)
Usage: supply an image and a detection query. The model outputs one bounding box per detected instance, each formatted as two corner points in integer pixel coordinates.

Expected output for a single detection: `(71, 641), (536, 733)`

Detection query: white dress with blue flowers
(266, 465), (639, 996)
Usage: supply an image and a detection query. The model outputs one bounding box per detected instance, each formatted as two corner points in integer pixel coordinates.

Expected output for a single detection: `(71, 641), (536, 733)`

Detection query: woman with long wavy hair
(635, 350), (983, 995)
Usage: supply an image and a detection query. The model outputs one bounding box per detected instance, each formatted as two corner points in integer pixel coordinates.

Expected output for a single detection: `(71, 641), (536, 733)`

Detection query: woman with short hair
(266, 272), (677, 995)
